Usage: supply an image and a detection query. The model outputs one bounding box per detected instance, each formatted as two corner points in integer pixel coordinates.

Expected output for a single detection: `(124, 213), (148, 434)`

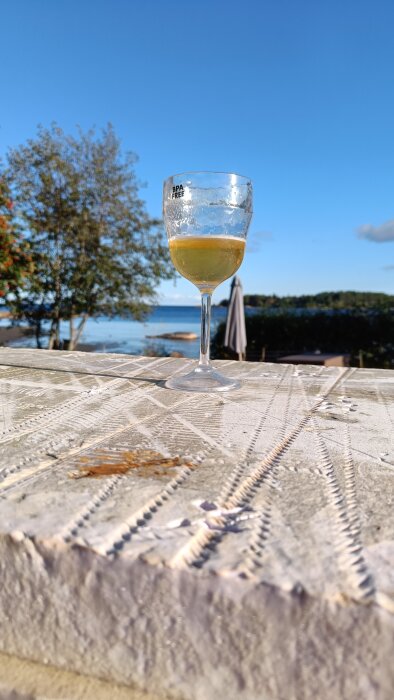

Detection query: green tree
(7, 124), (172, 349)
(0, 177), (32, 300)
(236, 291), (394, 311)
(212, 309), (394, 369)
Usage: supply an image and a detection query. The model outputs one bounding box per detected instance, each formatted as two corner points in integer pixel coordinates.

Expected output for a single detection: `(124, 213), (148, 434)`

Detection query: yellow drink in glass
(163, 171), (252, 391)
(169, 236), (245, 293)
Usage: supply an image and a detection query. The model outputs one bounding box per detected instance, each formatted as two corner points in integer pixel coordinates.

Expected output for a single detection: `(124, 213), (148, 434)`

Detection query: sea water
(4, 306), (229, 359)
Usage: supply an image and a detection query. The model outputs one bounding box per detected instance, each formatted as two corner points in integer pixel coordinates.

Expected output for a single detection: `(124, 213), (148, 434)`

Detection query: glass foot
(165, 363), (240, 392)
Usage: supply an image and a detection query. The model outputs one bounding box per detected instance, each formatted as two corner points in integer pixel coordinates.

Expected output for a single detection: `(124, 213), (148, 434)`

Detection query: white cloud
(246, 230), (273, 253)
(357, 219), (394, 242)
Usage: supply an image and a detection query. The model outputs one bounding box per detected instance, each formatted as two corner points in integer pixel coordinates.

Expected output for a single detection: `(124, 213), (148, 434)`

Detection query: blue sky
(1, 0), (394, 304)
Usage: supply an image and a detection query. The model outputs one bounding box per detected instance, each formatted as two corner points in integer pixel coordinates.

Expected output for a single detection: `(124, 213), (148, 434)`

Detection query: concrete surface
(0, 349), (393, 700)
(0, 652), (163, 700)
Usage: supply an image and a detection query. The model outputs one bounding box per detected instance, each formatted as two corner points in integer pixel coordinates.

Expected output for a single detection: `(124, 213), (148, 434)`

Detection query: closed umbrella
(224, 276), (247, 360)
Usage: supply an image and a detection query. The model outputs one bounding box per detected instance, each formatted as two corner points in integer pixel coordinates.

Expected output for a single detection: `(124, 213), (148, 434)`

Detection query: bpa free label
(171, 184), (184, 199)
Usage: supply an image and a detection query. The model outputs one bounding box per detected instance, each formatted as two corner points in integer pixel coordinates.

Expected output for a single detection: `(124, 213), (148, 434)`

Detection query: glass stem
(199, 292), (212, 367)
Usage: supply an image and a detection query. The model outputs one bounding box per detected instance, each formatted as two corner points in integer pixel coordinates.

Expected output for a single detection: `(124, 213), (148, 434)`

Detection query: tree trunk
(69, 314), (76, 349)
(68, 314), (88, 351)
(49, 258), (62, 349)
(48, 315), (61, 349)
(35, 319), (42, 349)
(48, 320), (57, 350)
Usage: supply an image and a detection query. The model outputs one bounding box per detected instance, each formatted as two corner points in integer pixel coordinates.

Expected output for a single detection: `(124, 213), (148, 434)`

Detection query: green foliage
(219, 291), (394, 312)
(6, 123), (172, 349)
(216, 290), (394, 368)
(212, 309), (394, 369)
(0, 177), (32, 299)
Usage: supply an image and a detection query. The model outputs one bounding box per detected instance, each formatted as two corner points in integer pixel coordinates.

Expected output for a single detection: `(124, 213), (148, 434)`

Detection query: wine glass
(163, 171), (253, 392)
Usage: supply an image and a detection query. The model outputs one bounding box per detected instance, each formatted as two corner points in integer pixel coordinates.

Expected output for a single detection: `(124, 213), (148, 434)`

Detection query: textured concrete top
(1, 348), (394, 699)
